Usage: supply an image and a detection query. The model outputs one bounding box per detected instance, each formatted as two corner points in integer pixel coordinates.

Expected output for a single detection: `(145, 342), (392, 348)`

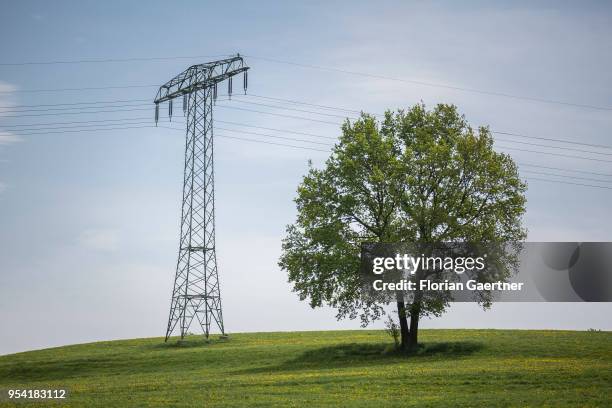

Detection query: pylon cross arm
(154, 55), (249, 104)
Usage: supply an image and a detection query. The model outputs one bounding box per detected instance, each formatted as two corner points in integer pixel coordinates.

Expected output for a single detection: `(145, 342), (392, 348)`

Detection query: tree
(279, 103), (527, 350)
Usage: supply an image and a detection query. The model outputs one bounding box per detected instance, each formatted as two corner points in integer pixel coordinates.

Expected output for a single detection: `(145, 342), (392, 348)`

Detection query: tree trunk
(408, 301), (421, 348)
(396, 300), (410, 350)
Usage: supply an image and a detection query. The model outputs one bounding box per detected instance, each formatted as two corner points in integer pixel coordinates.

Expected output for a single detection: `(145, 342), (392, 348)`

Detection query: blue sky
(1, 1), (611, 355)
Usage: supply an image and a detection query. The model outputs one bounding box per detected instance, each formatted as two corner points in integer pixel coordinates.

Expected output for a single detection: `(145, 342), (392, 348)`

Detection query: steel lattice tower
(154, 55), (249, 341)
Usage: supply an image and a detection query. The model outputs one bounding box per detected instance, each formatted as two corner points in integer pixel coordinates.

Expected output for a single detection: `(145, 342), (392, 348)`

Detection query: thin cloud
(0, 81), (22, 145)
(0, 80), (18, 95)
(0, 131), (22, 145)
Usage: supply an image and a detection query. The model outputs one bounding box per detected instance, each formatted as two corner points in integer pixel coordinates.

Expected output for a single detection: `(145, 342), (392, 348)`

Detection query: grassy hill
(0, 329), (610, 407)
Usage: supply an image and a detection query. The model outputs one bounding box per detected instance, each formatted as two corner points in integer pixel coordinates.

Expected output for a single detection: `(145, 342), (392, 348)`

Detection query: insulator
(243, 71), (248, 94)
(168, 99), (173, 122)
(154, 103), (159, 126)
(228, 76), (233, 99)
(213, 83), (217, 104)
(182, 94), (187, 115)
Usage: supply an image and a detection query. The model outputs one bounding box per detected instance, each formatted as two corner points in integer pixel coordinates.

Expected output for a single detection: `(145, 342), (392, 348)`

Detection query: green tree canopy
(280, 103), (527, 349)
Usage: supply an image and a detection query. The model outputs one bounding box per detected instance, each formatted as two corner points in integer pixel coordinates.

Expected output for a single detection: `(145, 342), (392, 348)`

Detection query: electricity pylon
(154, 55), (249, 341)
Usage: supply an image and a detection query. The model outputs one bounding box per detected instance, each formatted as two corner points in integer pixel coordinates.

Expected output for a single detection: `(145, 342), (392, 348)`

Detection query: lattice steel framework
(154, 56), (249, 341)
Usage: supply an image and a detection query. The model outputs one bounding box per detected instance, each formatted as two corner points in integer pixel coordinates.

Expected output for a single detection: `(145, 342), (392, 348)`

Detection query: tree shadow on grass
(233, 341), (483, 375)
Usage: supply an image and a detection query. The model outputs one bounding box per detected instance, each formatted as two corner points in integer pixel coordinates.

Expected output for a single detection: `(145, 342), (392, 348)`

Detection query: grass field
(0, 329), (610, 407)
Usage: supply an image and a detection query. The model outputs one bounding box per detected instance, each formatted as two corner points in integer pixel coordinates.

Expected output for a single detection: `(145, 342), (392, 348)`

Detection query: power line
(0, 54), (231, 66)
(13, 125), (155, 136)
(2, 92), (611, 165)
(215, 126), (333, 146)
(215, 119), (612, 163)
(492, 130), (612, 151)
(3, 103), (611, 161)
(213, 104), (612, 159)
(245, 55), (612, 111)
(2, 50), (608, 112)
(494, 136), (612, 157)
(2, 96), (237, 111)
(3, 96), (228, 109)
(0, 107), (151, 118)
(224, 130), (612, 183)
(496, 144), (612, 164)
(233, 97), (612, 153)
(2, 98), (149, 109)
(217, 133), (330, 153)
(6, 115), (610, 180)
(2, 85), (611, 152)
(239, 94), (612, 151)
(4, 93), (611, 155)
(216, 120), (334, 140)
(158, 125), (345, 153)
(8, 121), (154, 134)
(5, 120), (609, 191)
(0, 116), (152, 128)
(521, 170), (612, 184)
(236, 93), (361, 114)
(229, 98), (356, 119)
(214, 104), (340, 125)
(0, 101), (148, 114)
(517, 162), (612, 178)
(3, 112), (610, 163)
(3, 52), (607, 110)
(0, 100), (233, 117)
(0, 84), (157, 94)
(527, 177), (612, 191)
(4, 121), (329, 152)
(160, 125), (611, 190)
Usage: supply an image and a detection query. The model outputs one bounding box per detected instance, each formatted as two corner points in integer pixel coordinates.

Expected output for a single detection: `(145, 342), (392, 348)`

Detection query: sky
(0, 0), (611, 355)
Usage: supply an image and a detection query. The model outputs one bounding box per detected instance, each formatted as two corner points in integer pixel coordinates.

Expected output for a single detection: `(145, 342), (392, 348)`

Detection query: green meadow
(0, 330), (610, 407)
